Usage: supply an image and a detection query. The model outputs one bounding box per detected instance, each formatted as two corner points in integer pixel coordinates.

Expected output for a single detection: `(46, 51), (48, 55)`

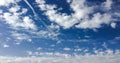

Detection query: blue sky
(0, 0), (120, 63)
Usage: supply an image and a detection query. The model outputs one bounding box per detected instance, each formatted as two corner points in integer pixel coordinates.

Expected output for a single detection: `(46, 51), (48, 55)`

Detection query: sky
(0, 0), (120, 63)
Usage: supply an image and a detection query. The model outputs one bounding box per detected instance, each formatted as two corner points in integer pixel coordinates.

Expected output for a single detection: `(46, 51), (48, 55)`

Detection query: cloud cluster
(36, 0), (114, 29)
(0, 0), (37, 44)
(4, 48), (120, 63)
(0, 5), (37, 30)
(0, 0), (60, 43)
(76, 13), (111, 29)
(0, 53), (120, 63)
(0, 0), (118, 43)
(0, 0), (119, 48)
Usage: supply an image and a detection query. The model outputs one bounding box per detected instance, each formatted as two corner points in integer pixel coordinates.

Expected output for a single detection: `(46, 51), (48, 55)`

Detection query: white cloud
(11, 32), (31, 42)
(21, 8), (28, 14)
(34, 30), (59, 39)
(111, 22), (116, 28)
(0, 53), (120, 63)
(76, 13), (111, 29)
(0, 0), (61, 43)
(26, 51), (33, 55)
(3, 44), (9, 48)
(66, 0), (72, 3)
(0, 0), (37, 31)
(63, 47), (71, 51)
(102, 0), (112, 10)
(114, 36), (120, 40)
(36, 47), (42, 50)
(114, 12), (120, 17)
(36, 0), (92, 29)
(22, 16), (37, 30)
(0, 0), (20, 6)
(24, 0), (37, 15)
(102, 42), (108, 49)
(36, 0), (113, 29)
(1, 4), (59, 42)
(74, 48), (82, 52)
(1, 4), (37, 30)
(3, 12), (36, 30)
(0, 0), (118, 43)
(9, 6), (20, 13)
(0, 10), (3, 14)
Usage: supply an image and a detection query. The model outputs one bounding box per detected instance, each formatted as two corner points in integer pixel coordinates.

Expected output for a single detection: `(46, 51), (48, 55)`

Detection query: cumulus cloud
(36, 0), (91, 29)
(2, 10), (37, 30)
(0, 0), (37, 31)
(35, 0), (115, 29)
(76, 13), (111, 29)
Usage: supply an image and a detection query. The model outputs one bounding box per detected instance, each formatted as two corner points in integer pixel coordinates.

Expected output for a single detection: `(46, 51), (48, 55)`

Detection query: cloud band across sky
(0, 53), (120, 63)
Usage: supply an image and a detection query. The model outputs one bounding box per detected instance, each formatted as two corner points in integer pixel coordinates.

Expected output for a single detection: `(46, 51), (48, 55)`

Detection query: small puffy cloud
(63, 47), (71, 51)
(111, 22), (116, 28)
(66, 0), (72, 3)
(9, 6), (20, 13)
(36, 47), (42, 50)
(26, 51), (33, 55)
(3, 44), (9, 48)
(22, 16), (37, 30)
